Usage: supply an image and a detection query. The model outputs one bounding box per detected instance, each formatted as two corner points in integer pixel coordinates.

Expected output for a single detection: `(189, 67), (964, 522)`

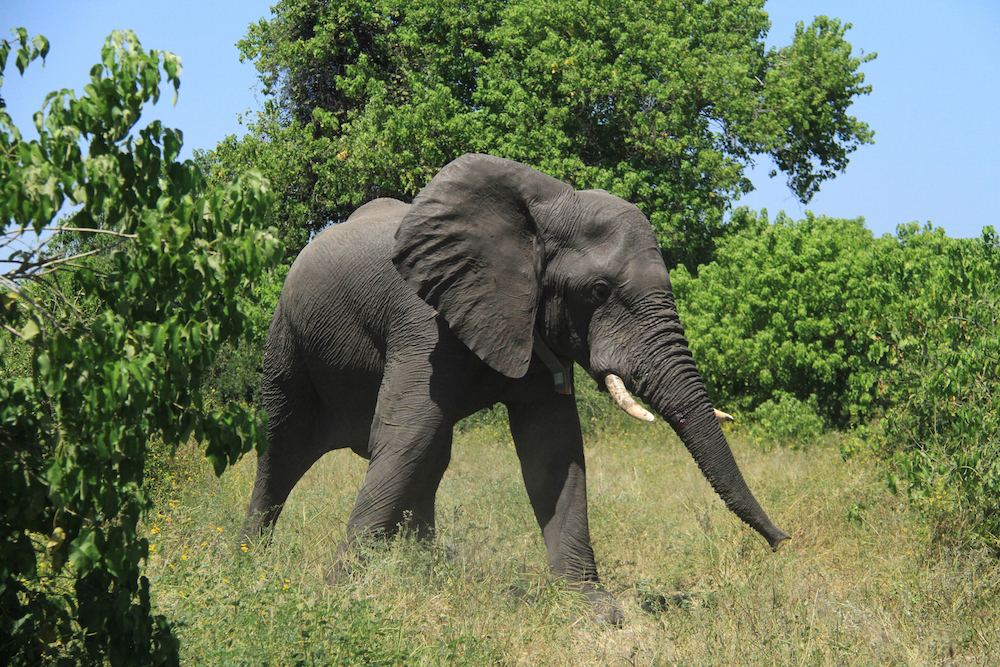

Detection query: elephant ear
(393, 154), (572, 378)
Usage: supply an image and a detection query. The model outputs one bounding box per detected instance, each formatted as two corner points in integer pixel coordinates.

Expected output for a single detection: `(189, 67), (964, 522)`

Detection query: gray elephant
(243, 154), (789, 622)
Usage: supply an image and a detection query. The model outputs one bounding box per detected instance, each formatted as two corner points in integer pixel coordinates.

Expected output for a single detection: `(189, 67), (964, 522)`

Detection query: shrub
(0, 30), (281, 665)
(861, 225), (1000, 551)
(672, 209), (874, 427)
(748, 393), (825, 451)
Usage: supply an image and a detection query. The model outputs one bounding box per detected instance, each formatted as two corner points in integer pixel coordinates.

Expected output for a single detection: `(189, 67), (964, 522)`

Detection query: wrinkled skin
(243, 154), (789, 624)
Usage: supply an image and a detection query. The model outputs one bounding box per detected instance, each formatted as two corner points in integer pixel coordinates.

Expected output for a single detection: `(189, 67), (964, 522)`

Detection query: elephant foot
(571, 582), (625, 627)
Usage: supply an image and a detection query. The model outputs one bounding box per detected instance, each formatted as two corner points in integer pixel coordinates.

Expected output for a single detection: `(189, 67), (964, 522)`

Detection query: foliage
(206, 0), (874, 264)
(201, 264), (289, 407)
(0, 29), (281, 665)
(859, 225), (1000, 552)
(672, 209), (875, 426)
(674, 211), (1000, 549)
(746, 392), (825, 451)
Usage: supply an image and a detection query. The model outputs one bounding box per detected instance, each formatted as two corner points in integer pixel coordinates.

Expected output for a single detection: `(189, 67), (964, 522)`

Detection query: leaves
(674, 213), (1000, 550)
(672, 209), (874, 426)
(1, 30), (281, 665)
(207, 0), (875, 265)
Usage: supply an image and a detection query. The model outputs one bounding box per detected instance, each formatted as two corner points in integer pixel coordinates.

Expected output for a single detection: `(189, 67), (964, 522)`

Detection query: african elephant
(242, 154), (789, 623)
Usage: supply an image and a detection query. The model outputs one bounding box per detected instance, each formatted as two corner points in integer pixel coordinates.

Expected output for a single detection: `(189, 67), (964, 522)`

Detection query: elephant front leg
(334, 364), (454, 575)
(507, 392), (624, 625)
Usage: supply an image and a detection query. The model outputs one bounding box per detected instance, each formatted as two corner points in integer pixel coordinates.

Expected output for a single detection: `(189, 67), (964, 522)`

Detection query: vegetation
(674, 213), (1000, 552)
(202, 0), (875, 265)
(1, 30), (280, 664)
(141, 418), (998, 665)
(2, 2), (997, 663)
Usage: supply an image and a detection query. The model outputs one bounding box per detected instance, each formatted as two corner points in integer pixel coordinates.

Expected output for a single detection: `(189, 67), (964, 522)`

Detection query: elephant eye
(587, 279), (613, 306)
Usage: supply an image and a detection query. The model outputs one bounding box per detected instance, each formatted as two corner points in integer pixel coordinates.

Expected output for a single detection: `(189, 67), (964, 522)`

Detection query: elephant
(242, 153), (790, 623)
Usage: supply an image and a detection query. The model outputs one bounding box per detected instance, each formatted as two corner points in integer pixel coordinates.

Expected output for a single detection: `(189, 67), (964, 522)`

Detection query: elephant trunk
(619, 327), (791, 550)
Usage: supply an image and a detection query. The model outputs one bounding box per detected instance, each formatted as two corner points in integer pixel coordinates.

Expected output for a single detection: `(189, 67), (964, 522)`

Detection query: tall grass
(144, 416), (998, 665)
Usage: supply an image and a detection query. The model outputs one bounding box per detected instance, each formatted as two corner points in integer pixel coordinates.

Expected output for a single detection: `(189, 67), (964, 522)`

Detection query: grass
(143, 414), (999, 666)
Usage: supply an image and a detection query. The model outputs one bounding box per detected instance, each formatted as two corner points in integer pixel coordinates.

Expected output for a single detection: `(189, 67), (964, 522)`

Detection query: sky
(2, 1), (998, 240)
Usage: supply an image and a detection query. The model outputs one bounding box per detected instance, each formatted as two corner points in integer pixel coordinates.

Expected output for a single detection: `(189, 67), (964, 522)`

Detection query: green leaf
(20, 319), (41, 342)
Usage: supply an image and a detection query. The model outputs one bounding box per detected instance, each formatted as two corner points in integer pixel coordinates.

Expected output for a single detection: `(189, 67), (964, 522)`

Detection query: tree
(1, 29), (281, 664)
(208, 0), (874, 266)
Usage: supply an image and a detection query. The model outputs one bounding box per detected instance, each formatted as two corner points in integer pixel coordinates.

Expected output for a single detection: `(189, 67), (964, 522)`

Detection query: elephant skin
(243, 154), (789, 624)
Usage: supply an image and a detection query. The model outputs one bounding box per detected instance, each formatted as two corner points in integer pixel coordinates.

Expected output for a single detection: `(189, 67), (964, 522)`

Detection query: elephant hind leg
(242, 314), (329, 547)
(241, 435), (327, 547)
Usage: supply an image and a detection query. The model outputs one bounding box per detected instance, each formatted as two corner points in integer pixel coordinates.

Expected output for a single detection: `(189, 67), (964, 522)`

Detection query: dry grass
(145, 417), (999, 665)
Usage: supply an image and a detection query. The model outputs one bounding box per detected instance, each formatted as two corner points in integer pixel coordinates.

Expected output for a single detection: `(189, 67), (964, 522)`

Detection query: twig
(43, 226), (138, 239)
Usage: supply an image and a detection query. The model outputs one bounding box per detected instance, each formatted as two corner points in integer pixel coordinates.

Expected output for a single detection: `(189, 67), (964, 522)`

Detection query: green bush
(1, 30), (281, 665)
(675, 212), (1000, 549)
(861, 225), (1000, 551)
(672, 209), (874, 426)
(748, 393), (825, 451)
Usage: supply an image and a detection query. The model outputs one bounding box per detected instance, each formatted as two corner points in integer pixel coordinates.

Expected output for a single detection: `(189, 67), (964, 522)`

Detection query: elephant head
(394, 154), (790, 550)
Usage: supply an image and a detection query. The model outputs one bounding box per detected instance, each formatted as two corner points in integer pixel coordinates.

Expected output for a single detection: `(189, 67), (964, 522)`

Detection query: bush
(748, 393), (825, 451)
(672, 209), (874, 427)
(0, 31), (281, 665)
(675, 212), (1000, 549)
(861, 225), (1000, 551)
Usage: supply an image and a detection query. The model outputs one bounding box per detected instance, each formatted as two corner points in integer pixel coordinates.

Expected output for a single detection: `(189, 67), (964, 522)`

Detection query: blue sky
(2, 1), (997, 239)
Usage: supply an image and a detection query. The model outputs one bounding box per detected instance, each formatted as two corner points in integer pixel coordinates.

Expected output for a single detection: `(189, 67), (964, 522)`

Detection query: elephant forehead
(572, 191), (651, 232)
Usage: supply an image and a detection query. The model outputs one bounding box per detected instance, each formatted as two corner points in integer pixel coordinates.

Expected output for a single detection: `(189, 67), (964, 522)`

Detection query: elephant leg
(242, 328), (333, 546)
(340, 362), (455, 552)
(242, 429), (328, 547)
(506, 391), (624, 624)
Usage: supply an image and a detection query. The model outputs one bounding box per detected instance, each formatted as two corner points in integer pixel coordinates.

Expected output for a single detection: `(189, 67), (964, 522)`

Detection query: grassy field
(144, 414), (999, 666)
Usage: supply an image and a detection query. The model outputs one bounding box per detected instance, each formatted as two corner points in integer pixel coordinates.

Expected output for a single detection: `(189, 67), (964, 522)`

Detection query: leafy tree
(208, 0), (875, 265)
(1, 29), (280, 664)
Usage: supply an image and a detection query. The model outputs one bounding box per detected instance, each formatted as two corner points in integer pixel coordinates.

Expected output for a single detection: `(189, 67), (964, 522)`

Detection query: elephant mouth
(604, 374), (734, 424)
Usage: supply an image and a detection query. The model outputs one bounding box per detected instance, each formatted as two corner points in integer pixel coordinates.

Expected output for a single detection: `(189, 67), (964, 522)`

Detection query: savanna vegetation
(2, 0), (998, 664)
(1, 30), (281, 664)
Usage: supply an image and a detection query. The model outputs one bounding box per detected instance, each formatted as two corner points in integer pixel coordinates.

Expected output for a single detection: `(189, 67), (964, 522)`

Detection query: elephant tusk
(713, 408), (735, 422)
(605, 375), (655, 422)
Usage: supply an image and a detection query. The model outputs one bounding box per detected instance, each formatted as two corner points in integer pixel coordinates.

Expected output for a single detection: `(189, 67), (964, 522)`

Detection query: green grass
(144, 417), (999, 665)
